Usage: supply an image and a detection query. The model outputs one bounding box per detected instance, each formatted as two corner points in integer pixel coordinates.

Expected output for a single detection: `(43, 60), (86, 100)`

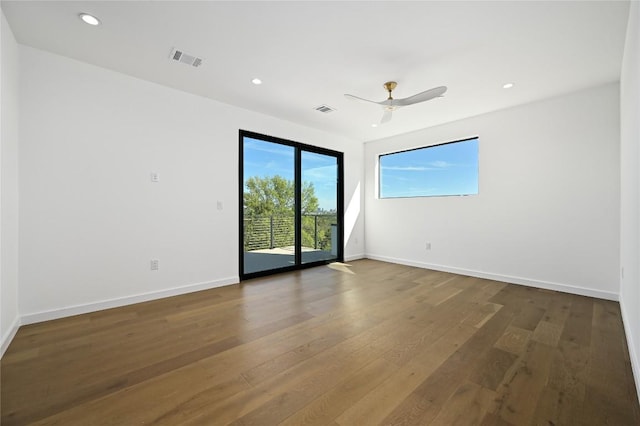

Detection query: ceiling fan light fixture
(79, 13), (100, 26)
(345, 82), (447, 124)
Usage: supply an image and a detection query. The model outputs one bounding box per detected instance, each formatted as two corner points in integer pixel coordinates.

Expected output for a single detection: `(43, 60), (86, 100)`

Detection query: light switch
(150, 172), (160, 183)
(217, 201), (223, 210)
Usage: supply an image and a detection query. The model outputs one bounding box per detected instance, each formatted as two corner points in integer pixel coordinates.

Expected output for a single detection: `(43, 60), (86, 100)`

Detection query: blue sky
(380, 138), (479, 198)
(243, 137), (338, 211)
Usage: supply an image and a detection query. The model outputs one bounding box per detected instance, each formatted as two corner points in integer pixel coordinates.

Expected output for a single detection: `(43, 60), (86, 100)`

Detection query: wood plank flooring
(1, 259), (639, 425)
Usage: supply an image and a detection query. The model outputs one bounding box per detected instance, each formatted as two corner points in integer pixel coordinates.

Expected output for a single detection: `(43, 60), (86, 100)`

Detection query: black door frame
(239, 130), (344, 280)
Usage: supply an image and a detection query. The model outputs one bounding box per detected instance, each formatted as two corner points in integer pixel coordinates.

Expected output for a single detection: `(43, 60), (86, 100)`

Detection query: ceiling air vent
(315, 104), (336, 113)
(169, 48), (203, 68)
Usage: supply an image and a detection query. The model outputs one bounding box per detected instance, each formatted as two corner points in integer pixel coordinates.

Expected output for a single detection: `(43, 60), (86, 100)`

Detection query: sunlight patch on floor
(328, 262), (355, 275)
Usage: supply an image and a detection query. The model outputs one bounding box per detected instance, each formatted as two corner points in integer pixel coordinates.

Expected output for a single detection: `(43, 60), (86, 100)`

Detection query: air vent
(169, 48), (203, 68)
(315, 104), (336, 113)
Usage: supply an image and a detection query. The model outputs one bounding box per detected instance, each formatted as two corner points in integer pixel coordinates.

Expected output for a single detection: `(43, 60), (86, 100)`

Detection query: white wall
(18, 46), (364, 323)
(620, 0), (640, 404)
(365, 84), (620, 300)
(1, 11), (20, 355)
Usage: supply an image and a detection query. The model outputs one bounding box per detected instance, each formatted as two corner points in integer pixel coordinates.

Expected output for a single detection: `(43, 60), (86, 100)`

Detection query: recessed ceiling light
(251, 78), (262, 85)
(79, 13), (101, 26)
(503, 82), (514, 89)
(371, 124), (378, 128)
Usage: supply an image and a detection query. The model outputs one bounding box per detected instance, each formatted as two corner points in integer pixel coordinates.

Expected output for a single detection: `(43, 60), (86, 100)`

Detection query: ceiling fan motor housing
(384, 81), (397, 99)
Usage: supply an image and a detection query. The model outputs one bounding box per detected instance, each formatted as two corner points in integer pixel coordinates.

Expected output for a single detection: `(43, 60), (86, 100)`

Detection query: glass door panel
(301, 151), (339, 264)
(242, 137), (296, 275)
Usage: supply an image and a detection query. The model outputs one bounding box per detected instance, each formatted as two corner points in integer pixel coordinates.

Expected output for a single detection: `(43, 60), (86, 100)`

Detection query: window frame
(238, 130), (345, 280)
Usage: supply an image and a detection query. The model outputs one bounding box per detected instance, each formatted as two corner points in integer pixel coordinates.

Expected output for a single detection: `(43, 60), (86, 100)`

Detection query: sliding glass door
(301, 151), (339, 264)
(241, 136), (296, 275)
(240, 131), (343, 279)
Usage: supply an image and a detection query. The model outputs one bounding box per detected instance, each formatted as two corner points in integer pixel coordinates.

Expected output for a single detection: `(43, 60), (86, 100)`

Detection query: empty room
(1, 1), (639, 425)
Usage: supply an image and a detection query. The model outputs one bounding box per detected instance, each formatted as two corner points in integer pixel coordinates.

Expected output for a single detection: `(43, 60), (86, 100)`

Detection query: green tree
(243, 176), (319, 250)
(244, 175), (318, 216)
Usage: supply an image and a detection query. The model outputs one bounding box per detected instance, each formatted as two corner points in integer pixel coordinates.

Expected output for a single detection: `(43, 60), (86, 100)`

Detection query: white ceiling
(1, 1), (630, 143)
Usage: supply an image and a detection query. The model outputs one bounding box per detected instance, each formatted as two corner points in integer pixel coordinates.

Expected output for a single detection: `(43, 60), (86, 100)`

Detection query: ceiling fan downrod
(384, 81), (397, 100)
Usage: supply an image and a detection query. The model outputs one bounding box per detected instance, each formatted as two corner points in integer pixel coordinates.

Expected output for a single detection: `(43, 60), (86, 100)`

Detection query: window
(379, 137), (478, 198)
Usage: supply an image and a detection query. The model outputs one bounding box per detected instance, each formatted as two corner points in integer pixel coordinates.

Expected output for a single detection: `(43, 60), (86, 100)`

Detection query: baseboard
(620, 296), (640, 405)
(365, 254), (619, 301)
(21, 276), (239, 325)
(344, 253), (366, 262)
(1, 315), (21, 358)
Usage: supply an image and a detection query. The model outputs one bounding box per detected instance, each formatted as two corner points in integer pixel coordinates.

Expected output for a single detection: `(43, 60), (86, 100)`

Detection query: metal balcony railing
(243, 214), (337, 252)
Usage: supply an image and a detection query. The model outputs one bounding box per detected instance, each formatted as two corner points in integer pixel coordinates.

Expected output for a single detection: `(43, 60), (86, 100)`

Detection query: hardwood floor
(2, 259), (639, 425)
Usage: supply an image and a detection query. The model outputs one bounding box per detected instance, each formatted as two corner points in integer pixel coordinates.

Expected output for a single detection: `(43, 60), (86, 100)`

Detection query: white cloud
(381, 165), (429, 171)
(381, 161), (454, 172)
(428, 160), (453, 168)
(245, 138), (294, 158)
(303, 165), (336, 182)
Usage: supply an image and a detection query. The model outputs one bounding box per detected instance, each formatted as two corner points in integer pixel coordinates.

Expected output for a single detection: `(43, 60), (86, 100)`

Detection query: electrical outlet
(150, 259), (159, 271)
(150, 172), (160, 183)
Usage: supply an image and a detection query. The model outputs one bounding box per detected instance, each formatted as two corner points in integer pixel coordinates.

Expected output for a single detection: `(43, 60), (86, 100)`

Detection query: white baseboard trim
(1, 315), (21, 358)
(620, 296), (640, 405)
(365, 254), (619, 301)
(21, 276), (239, 326)
(344, 253), (366, 262)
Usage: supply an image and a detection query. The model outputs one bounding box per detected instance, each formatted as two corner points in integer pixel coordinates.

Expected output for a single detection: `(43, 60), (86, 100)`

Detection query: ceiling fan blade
(395, 86), (447, 107)
(344, 94), (380, 105)
(381, 109), (392, 124)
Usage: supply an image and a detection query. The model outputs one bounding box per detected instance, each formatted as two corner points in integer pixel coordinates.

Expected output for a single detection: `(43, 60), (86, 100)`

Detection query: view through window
(379, 137), (479, 198)
(240, 131), (343, 278)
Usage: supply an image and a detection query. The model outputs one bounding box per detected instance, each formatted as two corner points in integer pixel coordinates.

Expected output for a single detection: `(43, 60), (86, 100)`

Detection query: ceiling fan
(345, 81), (447, 124)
